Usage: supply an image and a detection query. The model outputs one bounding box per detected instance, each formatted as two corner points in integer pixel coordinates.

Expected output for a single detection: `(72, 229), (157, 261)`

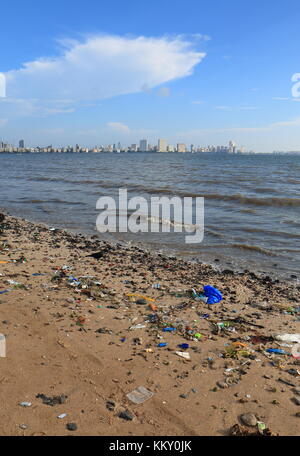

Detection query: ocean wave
(204, 193), (300, 208)
(231, 243), (277, 256)
(17, 198), (85, 206)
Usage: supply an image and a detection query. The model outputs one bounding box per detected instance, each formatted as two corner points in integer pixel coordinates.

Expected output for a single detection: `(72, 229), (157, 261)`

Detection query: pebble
(217, 381), (228, 389)
(106, 400), (116, 411)
(240, 413), (257, 427)
(66, 422), (77, 431)
(119, 410), (134, 421)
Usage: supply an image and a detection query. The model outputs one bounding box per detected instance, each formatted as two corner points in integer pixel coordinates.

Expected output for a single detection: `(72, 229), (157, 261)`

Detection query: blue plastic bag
(203, 285), (223, 304)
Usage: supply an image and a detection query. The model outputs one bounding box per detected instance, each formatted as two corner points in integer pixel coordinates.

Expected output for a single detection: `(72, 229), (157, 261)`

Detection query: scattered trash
(0, 289), (11, 295)
(126, 294), (155, 302)
(19, 424), (28, 430)
(203, 285), (223, 304)
(266, 348), (287, 355)
(275, 334), (300, 343)
(178, 343), (189, 349)
(126, 386), (154, 404)
(1, 213), (300, 436)
(129, 324), (146, 330)
(175, 351), (191, 360)
(36, 393), (67, 406)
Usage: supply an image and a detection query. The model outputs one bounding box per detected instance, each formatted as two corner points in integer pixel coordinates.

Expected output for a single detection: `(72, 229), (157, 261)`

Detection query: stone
(217, 381), (228, 389)
(66, 422), (77, 431)
(119, 410), (134, 421)
(240, 413), (257, 427)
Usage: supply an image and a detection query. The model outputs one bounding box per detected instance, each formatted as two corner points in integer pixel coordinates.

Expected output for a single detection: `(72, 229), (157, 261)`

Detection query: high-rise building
(229, 140), (236, 153)
(177, 143), (186, 153)
(139, 139), (148, 152)
(158, 138), (167, 152)
(19, 139), (25, 148)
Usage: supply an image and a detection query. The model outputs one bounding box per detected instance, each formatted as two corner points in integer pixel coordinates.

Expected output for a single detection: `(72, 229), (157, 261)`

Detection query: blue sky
(1, 0), (300, 151)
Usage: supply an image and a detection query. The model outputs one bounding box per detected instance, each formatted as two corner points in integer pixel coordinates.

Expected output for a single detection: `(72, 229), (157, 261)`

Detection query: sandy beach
(0, 211), (299, 436)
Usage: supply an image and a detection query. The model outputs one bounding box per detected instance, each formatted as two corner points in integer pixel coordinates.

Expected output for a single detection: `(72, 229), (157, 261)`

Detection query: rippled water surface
(0, 152), (299, 278)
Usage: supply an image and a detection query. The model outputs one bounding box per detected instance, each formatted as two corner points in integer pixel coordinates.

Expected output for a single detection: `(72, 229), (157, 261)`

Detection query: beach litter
(175, 351), (191, 360)
(126, 386), (154, 404)
(275, 333), (300, 343)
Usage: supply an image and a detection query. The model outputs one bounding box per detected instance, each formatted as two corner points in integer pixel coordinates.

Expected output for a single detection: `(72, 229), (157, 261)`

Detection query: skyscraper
(177, 143), (186, 153)
(158, 138), (167, 152)
(19, 139), (25, 148)
(229, 140), (236, 153)
(139, 139), (148, 152)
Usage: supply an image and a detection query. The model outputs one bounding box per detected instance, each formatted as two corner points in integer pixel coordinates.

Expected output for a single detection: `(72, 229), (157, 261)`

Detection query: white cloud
(272, 96), (300, 102)
(106, 122), (130, 134)
(214, 105), (260, 111)
(5, 34), (205, 105)
(0, 118), (7, 126)
(191, 100), (203, 104)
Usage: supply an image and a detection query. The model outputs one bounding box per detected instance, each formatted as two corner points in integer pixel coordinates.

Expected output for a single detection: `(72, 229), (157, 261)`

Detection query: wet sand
(0, 212), (299, 436)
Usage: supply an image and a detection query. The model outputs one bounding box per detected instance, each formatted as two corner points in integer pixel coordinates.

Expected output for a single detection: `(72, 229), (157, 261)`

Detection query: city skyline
(1, 1), (300, 152)
(0, 137), (248, 154)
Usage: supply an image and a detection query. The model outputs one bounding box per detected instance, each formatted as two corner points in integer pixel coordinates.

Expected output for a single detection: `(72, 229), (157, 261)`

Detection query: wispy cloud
(106, 122), (130, 134)
(272, 96), (300, 102)
(215, 105), (260, 111)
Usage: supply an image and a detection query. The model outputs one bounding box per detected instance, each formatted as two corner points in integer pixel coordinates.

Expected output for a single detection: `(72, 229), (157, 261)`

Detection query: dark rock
(119, 409), (134, 421)
(66, 423), (77, 431)
(36, 393), (67, 406)
(136, 298), (147, 305)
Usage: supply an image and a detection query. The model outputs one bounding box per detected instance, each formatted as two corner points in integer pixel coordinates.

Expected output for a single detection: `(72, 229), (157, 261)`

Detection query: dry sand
(0, 213), (299, 436)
